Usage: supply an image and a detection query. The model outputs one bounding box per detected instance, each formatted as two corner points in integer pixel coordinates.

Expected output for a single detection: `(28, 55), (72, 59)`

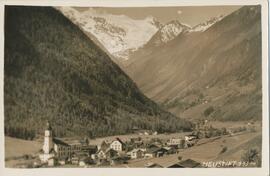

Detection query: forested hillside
(4, 6), (192, 140)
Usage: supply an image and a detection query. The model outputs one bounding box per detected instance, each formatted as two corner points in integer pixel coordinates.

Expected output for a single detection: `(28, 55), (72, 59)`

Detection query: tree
(204, 106), (214, 117)
(219, 146), (228, 154)
(221, 127), (227, 135)
(241, 148), (261, 167)
(178, 156), (183, 161)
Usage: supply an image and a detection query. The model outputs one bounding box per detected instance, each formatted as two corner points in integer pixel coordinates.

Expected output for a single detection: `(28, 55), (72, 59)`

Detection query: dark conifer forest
(4, 6), (193, 139)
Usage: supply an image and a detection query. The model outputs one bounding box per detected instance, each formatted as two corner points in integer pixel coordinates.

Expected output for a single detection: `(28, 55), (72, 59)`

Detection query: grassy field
(5, 137), (42, 158)
(5, 137), (42, 168)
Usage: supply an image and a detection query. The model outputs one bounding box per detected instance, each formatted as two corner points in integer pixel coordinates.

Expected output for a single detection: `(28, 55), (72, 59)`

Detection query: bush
(219, 146), (228, 154)
(204, 106), (214, 117)
(22, 154), (31, 160)
(241, 148), (261, 167)
(221, 127), (228, 135)
(84, 157), (95, 165)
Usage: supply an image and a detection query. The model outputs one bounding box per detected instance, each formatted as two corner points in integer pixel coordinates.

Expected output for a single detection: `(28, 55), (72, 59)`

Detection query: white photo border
(0, 0), (268, 176)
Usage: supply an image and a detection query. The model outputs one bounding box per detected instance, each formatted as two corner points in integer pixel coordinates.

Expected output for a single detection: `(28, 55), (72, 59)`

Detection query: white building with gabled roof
(110, 138), (125, 152)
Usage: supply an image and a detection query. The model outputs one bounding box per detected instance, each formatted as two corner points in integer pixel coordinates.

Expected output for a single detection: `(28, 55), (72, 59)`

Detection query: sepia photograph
(0, 0), (269, 175)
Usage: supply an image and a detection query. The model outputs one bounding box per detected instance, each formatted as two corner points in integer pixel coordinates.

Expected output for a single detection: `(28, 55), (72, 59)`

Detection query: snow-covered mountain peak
(190, 15), (224, 32)
(150, 20), (191, 45)
(57, 7), (160, 61)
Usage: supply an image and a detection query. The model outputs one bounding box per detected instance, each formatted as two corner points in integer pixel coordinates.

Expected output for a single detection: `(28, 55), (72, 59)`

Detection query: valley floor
(5, 121), (261, 168)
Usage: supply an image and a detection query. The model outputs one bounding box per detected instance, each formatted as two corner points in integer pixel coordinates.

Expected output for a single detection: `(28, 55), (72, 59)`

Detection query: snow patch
(190, 15), (224, 32)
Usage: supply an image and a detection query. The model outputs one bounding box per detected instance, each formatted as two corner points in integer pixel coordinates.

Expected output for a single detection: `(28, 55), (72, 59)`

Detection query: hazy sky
(75, 6), (242, 27)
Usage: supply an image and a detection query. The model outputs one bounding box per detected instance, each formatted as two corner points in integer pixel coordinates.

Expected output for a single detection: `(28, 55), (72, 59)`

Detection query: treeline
(4, 126), (35, 140)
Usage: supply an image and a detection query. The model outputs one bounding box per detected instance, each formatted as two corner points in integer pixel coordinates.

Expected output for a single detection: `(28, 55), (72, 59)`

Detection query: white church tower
(39, 121), (55, 164)
(43, 121), (54, 154)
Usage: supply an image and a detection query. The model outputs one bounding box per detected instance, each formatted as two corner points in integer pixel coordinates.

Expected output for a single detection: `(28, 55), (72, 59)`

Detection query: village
(33, 120), (258, 168)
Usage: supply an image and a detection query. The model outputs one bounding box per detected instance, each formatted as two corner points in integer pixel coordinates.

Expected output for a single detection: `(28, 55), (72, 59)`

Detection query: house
(144, 147), (167, 158)
(147, 143), (162, 149)
(105, 148), (119, 159)
(110, 138), (125, 152)
(168, 138), (181, 145)
(47, 157), (55, 167)
(96, 148), (119, 166)
(96, 140), (110, 159)
(110, 156), (129, 165)
(97, 147), (119, 160)
(81, 145), (98, 156)
(79, 160), (86, 167)
(185, 135), (197, 141)
(53, 138), (84, 159)
(99, 140), (110, 151)
(162, 147), (177, 155)
(97, 159), (110, 166)
(185, 135), (197, 147)
(129, 149), (144, 159)
(145, 162), (163, 168)
(96, 149), (107, 160)
(130, 137), (143, 147)
(78, 155), (94, 167)
(58, 159), (66, 165)
(167, 159), (201, 168)
(71, 156), (79, 165)
(167, 138), (185, 149)
(131, 126), (140, 133)
(52, 138), (70, 159)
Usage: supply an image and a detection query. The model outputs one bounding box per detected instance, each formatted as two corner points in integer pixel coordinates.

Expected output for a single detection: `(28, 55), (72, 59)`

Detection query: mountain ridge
(124, 5), (262, 121)
(146, 19), (191, 47)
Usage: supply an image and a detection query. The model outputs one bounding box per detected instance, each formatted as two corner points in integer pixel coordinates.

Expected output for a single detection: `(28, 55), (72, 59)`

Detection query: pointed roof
(46, 121), (52, 130)
(100, 140), (110, 151)
(53, 138), (69, 146)
(145, 162), (163, 168)
(179, 159), (201, 168)
(114, 137), (125, 146)
(168, 159), (201, 168)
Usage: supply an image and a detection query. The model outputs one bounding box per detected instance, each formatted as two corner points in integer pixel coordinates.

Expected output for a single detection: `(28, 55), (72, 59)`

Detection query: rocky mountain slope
(189, 15), (224, 32)
(125, 6), (262, 121)
(146, 20), (190, 46)
(4, 6), (192, 139)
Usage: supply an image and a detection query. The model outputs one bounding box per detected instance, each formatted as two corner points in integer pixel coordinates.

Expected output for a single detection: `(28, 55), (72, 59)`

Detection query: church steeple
(43, 120), (54, 154)
(39, 120), (55, 164)
(46, 121), (52, 130)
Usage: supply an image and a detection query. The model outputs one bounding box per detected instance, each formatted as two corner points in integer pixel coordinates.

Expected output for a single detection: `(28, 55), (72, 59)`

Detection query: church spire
(46, 120), (52, 130)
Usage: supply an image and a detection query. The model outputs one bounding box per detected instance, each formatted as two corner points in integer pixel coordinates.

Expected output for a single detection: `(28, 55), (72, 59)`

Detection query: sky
(75, 6), (242, 27)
